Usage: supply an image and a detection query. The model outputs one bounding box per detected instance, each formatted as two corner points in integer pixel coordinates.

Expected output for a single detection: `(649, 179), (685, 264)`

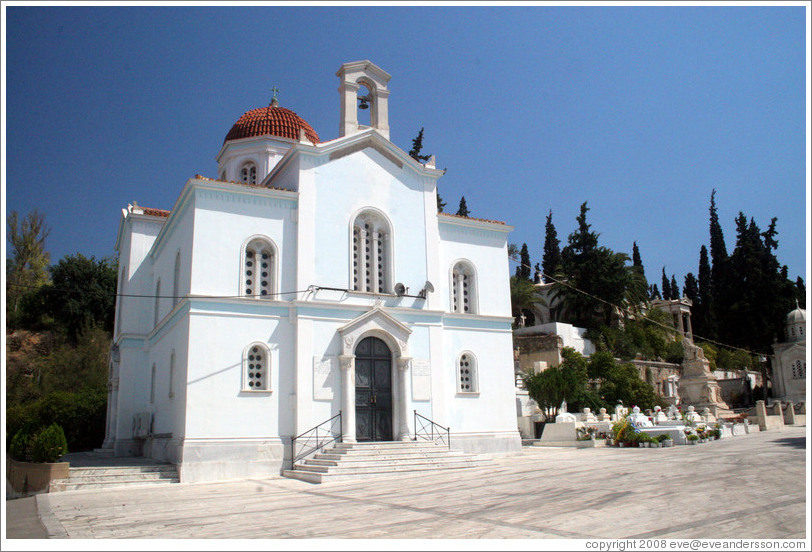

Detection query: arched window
(352, 210), (391, 293)
(169, 350), (176, 399)
(154, 279), (161, 328)
(243, 238), (275, 298)
(243, 343), (271, 392)
(219, 170), (227, 181)
(240, 162), (257, 185)
(457, 351), (479, 393)
(451, 261), (478, 314)
(173, 251), (181, 308)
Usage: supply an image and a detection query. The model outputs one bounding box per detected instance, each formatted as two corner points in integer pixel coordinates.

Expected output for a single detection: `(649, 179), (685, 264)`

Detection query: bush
(687, 434), (699, 441)
(10, 427), (36, 462)
(5, 390), (106, 453)
(31, 423), (69, 463)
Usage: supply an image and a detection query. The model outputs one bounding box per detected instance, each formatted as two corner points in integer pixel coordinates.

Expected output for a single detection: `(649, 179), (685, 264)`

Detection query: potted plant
(658, 433), (674, 447)
(687, 434), (699, 445)
(8, 423), (70, 496)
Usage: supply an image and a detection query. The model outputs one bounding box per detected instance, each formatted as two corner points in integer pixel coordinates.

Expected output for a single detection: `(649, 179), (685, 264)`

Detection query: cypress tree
(670, 275), (680, 300)
(408, 127), (431, 162)
(631, 241), (648, 290)
(456, 196), (470, 217)
(649, 284), (661, 300)
(515, 243), (532, 281)
(683, 273), (699, 304)
(796, 276), (806, 305)
(696, 245), (714, 339)
(708, 189), (729, 335)
(542, 210), (562, 280)
(661, 268), (672, 301)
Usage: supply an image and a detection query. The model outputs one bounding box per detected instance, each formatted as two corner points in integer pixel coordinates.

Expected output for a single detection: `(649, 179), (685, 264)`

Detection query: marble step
(312, 450), (468, 462)
(51, 477), (180, 492)
(66, 465), (177, 477)
(303, 454), (485, 468)
(283, 459), (490, 483)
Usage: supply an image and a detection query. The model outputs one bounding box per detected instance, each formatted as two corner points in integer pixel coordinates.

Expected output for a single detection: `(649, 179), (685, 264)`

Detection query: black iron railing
(291, 411), (342, 469)
(413, 410), (450, 449)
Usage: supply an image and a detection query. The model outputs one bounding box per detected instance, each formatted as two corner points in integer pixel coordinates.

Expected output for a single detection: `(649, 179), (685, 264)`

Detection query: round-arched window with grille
(243, 343), (271, 392)
(457, 352), (478, 393)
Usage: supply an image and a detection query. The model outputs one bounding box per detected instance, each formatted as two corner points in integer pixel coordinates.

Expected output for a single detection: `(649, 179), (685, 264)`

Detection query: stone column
(338, 81), (360, 137)
(339, 355), (357, 443)
(685, 313), (694, 342)
(370, 231), (379, 294)
(397, 356), (412, 440)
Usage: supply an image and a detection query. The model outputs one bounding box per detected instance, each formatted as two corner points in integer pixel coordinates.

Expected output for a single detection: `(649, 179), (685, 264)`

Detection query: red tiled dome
(224, 104), (320, 144)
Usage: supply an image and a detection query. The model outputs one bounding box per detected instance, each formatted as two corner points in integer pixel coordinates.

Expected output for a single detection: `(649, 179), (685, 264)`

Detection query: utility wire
(6, 282), (310, 300)
(508, 254), (766, 359)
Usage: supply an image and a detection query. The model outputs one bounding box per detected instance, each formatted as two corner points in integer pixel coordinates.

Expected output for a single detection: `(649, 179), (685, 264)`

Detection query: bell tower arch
(336, 60), (391, 140)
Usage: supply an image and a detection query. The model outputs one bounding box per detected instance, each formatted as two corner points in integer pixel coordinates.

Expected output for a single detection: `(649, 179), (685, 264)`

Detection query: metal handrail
(413, 410), (451, 449)
(291, 411), (342, 469)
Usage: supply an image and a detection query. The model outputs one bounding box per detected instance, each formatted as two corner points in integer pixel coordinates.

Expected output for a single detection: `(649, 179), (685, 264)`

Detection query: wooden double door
(355, 336), (393, 441)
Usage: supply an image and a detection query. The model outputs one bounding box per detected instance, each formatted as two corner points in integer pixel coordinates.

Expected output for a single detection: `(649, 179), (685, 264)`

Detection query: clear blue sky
(4, 5), (809, 290)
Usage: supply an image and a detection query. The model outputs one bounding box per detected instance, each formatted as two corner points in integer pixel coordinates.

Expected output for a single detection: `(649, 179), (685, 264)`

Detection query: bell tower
(337, 60), (391, 140)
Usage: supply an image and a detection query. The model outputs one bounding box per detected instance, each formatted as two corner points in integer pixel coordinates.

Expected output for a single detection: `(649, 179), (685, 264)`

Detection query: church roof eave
(259, 128), (445, 188)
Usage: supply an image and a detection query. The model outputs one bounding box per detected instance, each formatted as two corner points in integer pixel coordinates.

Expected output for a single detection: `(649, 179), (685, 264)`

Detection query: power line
(508, 254), (766, 359)
(6, 282), (310, 300)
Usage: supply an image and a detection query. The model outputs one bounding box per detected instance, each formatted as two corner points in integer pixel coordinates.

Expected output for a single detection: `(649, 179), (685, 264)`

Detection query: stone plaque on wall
(313, 357), (337, 401)
(412, 359), (431, 401)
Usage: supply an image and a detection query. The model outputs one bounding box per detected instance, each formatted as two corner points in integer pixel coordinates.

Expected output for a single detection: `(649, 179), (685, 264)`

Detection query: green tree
(683, 273), (699, 305)
(631, 241), (648, 290)
(456, 196), (470, 217)
(661, 268), (672, 300)
(44, 254), (118, 341)
(6, 210), (51, 324)
(542, 210), (562, 281)
(649, 284), (661, 300)
(525, 348), (598, 413)
(670, 275), (680, 300)
(708, 189), (729, 339)
(510, 275), (537, 327)
(514, 243), (531, 281)
(408, 127), (445, 212)
(552, 202), (645, 329)
(695, 245), (713, 339)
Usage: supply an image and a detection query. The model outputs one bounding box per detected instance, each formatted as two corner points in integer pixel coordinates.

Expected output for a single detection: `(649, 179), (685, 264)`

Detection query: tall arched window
(240, 162), (257, 185)
(172, 251), (181, 308)
(154, 279), (161, 328)
(457, 351), (479, 393)
(243, 343), (271, 392)
(352, 211), (391, 293)
(451, 261), (477, 314)
(243, 238), (275, 298)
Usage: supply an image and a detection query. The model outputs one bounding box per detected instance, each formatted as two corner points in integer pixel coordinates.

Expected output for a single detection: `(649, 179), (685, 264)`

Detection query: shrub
(10, 427), (36, 462)
(687, 434), (699, 441)
(656, 433), (670, 442)
(31, 423), (69, 463)
(5, 390), (106, 453)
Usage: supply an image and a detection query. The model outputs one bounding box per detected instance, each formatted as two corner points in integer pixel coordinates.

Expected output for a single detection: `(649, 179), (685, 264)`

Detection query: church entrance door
(355, 336), (393, 441)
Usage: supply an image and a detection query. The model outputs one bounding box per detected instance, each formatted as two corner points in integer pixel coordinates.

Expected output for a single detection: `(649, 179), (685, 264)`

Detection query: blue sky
(4, 5), (809, 291)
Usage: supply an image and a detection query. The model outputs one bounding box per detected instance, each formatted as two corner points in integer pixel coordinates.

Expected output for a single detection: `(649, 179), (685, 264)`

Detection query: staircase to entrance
(49, 451), (179, 492)
(283, 440), (494, 484)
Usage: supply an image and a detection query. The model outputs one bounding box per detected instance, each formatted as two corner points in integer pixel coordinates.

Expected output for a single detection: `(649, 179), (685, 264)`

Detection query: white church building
(104, 61), (521, 483)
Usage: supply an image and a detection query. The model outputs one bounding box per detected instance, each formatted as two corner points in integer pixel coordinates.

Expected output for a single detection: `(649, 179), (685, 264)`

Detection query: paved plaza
(5, 426), (808, 540)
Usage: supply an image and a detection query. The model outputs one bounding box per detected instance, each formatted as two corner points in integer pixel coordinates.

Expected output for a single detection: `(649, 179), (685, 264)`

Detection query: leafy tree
(456, 196), (470, 217)
(542, 210), (562, 281)
(44, 254), (118, 341)
(6, 210), (50, 323)
(510, 275), (537, 327)
(796, 276), (806, 306)
(525, 348), (599, 413)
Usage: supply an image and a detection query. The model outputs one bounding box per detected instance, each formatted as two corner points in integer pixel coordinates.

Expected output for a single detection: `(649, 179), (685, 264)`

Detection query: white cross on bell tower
(336, 60), (391, 140)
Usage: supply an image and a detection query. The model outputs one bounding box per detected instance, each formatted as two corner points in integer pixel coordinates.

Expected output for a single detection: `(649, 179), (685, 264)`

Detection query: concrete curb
(35, 494), (68, 538)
